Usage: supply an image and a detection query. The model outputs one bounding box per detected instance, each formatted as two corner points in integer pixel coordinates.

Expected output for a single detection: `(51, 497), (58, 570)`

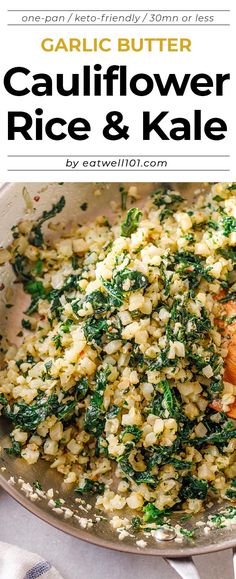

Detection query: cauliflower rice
(1, 182), (236, 526)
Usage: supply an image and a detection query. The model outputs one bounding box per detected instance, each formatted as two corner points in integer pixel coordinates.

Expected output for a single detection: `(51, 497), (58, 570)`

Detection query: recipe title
(3, 65), (230, 142)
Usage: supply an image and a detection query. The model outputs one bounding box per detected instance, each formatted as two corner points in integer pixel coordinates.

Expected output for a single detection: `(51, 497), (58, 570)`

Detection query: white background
(0, 0), (235, 182)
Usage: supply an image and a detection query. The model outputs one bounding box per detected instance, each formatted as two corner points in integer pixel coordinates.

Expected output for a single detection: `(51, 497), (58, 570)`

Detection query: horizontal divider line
(7, 24), (230, 26)
(8, 169), (230, 172)
(8, 155), (230, 158)
(7, 10), (231, 12)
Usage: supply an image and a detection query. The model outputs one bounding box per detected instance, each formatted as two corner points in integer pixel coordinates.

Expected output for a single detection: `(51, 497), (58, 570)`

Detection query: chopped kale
(121, 208), (142, 237)
(30, 196), (65, 247)
(83, 317), (108, 345)
(44, 360), (52, 373)
(225, 479), (236, 500)
(47, 274), (82, 319)
(129, 344), (145, 368)
(180, 514), (193, 522)
(117, 440), (157, 486)
(153, 189), (184, 222)
(5, 440), (22, 456)
(106, 405), (120, 419)
(75, 478), (105, 495)
(207, 220), (219, 230)
(25, 280), (46, 314)
(113, 269), (148, 292)
(21, 319), (32, 330)
(147, 443), (181, 469)
(75, 377), (89, 401)
(131, 516), (142, 531)
(61, 274), (81, 293)
(171, 251), (214, 288)
(225, 315), (236, 325)
(159, 207), (175, 222)
(222, 215), (236, 237)
(118, 458), (157, 486)
(160, 263), (173, 297)
(149, 347), (178, 372)
(188, 428), (236, 449)
(150, 391), (165, 417)
(85, 290), (109, 313)
(184, 233), (194, 244)
(102, 269), (148, 309)
(0, 394), (7, 407)
(1, 394), (76, 432)
(84, 368), (110, 438)
(52, 334), (62, 349)
(151, 380), (183, 421)
(47, 291), (63, 318)
(153, 189), (183, 209)
(33, 259), (43, 275)
(226, 488), (236, 499)
(102, 279), (123, 308)
(60, 319), (74, 333)
(120, 426), (142, 443)
(179, 528), (195, 539)
(57, 399), (77, 421)
(161, 380), (176, 417)
(168, 458), (192, 470)
(167, 300), (211, 344)
(12, 255), (32, 282)
(219, 291), (236, 303)
(71, 255), (79, 270)
(180, 476), (208, 500)
(217, 247), (236, 262)
(33, 480), (42, 490)
(26, 280), (45, 296)
(143, 503), (170, 523)
(213, 195), (224, 202)
(54, 499), (63, 507)
(209, 379), (223, 397)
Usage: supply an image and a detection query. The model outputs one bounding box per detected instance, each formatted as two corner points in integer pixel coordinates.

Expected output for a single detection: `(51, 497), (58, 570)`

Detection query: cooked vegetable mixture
(1, 183), (236, 520)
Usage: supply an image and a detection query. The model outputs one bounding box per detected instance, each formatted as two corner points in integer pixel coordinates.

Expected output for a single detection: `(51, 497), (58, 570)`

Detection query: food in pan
(1, 183), (236, 526)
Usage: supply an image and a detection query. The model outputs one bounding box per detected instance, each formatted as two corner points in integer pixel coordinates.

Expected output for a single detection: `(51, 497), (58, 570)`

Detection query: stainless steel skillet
(0, 181), (235, 578)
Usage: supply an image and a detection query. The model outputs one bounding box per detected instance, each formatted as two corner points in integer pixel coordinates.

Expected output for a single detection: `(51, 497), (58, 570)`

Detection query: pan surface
(0, 181), (236, 557)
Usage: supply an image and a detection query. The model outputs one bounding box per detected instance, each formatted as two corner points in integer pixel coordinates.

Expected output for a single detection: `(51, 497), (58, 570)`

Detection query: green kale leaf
(120, 426), (142, 443)
(75, 478), (105, 495)
(83, 317), (108, 345)
(180, 476), (208, 500)
(121, 208), (142, 237)
(84, 368), (110, 438)
(12, 255), (32, 282)
(30, 196), (65, 247)
(102, 269), (148, 308)
(2, 394), (76, 432)
(222, 215), (236, 237)
(114, 269), (148, 292)
(25, 280), (46, 314)
(143, 503), (171, 523)
(75, 377), (89, 401)
(153, 189), (184, 222)
(5, 440), (22, 456)
(85, 290), (110, 313)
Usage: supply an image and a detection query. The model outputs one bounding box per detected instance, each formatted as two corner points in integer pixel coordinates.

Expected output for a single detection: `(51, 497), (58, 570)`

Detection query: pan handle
(165, 548), (235, 579)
